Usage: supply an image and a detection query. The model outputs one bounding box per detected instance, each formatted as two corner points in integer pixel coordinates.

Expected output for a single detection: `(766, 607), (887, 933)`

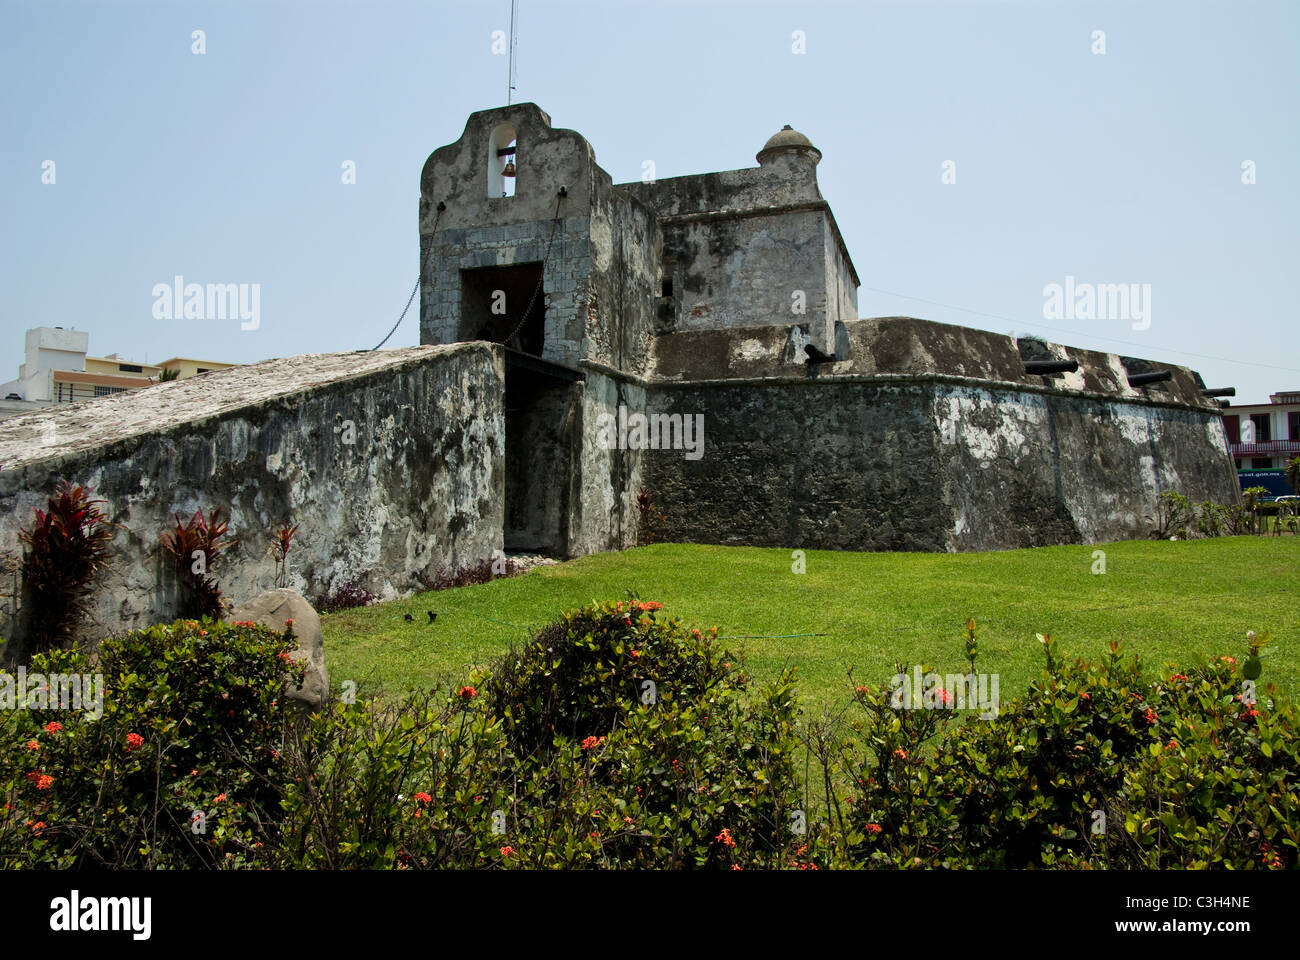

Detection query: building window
(118, 363), (142, 373)
(197, 368), (209, 374)
(1234, 459), (1242, 469)
(1290, 411), (1300, 441)
(1223, 413), (1240, 444)
(1250, 414), (1271, 443)
(93, 385), (126, 397)
(1251, 458), (1272, 469)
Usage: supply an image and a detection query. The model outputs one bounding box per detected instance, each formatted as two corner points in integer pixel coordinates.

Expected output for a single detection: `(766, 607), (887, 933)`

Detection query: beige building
(1, 327), (234, 412)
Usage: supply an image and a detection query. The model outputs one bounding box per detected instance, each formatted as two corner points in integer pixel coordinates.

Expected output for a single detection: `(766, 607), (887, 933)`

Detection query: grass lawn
(321, 537), (1299, 713)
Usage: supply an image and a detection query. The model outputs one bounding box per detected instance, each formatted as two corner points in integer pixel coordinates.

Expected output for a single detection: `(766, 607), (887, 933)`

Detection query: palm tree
(1286, 456), (1300, 496)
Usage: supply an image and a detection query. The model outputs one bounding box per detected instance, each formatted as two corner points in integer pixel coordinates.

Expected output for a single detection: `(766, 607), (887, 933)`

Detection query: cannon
(1024, 359), (1079, 375)
(1127, 370), (1172, 387)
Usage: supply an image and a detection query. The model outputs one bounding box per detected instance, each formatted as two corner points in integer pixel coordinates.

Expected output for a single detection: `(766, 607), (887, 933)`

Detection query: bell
(502, 159), (516, 178)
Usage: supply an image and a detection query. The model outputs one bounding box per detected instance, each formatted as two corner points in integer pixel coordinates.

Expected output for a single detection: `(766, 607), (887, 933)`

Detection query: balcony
(1230, 440), (1300, 457)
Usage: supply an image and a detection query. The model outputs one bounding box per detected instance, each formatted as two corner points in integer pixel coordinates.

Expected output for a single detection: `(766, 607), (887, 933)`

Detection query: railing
(1230, 440), (1300, 456)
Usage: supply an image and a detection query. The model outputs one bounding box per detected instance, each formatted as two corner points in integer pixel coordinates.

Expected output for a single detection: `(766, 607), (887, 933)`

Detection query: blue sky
(2, 0), (1296, 404)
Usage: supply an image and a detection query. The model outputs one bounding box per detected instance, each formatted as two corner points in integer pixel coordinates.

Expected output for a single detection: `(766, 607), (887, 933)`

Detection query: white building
(1224, 391), (1300, 470)
(1, 326), (90, 402)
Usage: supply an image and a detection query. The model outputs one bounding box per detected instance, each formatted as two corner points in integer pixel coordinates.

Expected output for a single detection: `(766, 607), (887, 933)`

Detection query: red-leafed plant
(269, 522), (299, 588)
(635, 487), (668, 546)
(160, 508), (235, 619)
(11, 480), (114, 662)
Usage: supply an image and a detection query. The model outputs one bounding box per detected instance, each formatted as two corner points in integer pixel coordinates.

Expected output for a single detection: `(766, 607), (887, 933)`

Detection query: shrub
(0, 619), (304, 868)
(9, 480), (113, 663)
(3, 600), (1293, 870)
(635, 488), (668, 545)
(418, 557), (514, 592)
(473, 599), (803, 868)
(317, 581), (379, 613)
(159, 508), (235, 618)
(1147, 490), (1193, 539)
(800, 626), (1297, 870)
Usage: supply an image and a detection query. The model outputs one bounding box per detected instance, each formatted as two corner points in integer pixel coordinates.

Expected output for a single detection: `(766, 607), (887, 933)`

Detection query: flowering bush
(2, 600), (1293, 870)
(799, 628), (1298, 869)
(0, 618), (303, 868)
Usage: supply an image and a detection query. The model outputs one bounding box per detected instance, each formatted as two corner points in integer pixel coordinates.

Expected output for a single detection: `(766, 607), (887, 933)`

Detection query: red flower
(629, 649), (641, 659)
(1220, 656), (1237, 665)
(1144, 708), (1156, 725)
(731, 864), (743, 870)
(126, 732), (144, 751)
(215, 793), (227, 803)
(633, 601), (663, 611)
(893, 748), (908, 760)
(414, 792), (432, 805)
(866, 823), (883, 835)
(937, 688), (953, 707)
(715, 828), (736, 848)
(26, 740), (38, 751)
(458, 686), (477, 699)
(190, 768), (199, 777)
(1079, 691), (1091, 700)
(34, 774), (54, 790)
(500, 845), (513, 857)
(581, 735), (605, 751)
(1169, 673), (1188, 682)
(44, 721), (62, 734)
(855, 685), (870, 695)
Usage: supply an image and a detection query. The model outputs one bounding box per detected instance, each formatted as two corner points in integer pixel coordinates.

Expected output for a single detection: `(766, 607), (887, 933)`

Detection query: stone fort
(0, 103), (1238, 638)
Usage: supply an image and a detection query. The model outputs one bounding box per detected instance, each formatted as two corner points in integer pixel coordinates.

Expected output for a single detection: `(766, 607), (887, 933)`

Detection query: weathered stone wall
(640, 317), (1237, 552)
(419, 103), (661, 376)
(567, 369), (645, 556)
(620, 161), (856, 352)
(587, 180), (659, 375)
(0, 344), (504, 640)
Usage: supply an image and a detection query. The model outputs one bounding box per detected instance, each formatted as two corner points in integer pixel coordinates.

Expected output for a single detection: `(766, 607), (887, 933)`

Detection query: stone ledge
(0, 342), (501, 477)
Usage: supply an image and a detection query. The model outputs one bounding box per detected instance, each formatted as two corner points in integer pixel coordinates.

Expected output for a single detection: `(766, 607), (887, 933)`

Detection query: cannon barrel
(1127, 370), (1172, 387)
(1218, 399), (1232, 408)
(1202, 387), (1236, 398)
(1024, 359), (1079, 375)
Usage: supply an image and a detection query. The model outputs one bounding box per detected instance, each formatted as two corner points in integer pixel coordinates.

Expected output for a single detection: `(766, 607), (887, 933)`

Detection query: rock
(229, 589), (329, 709)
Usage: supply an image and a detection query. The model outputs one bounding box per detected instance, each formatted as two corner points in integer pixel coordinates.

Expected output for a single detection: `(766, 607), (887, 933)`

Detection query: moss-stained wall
(641, 319), (1237, 552)
(0, 344), (504, 640)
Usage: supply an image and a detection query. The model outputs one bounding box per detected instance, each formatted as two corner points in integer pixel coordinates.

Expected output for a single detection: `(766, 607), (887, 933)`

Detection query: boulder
(229, 589), (329, 709)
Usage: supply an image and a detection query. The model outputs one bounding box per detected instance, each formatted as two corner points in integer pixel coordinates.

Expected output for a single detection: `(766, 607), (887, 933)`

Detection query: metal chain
(371, 202), (444, 351)
(500, 194), (564, 347)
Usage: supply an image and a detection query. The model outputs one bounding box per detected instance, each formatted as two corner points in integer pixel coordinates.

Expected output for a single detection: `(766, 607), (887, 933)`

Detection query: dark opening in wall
(459, 262), (545, 356)
(503, 365), (575, 556)
(1250, 413), (1272, 443)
